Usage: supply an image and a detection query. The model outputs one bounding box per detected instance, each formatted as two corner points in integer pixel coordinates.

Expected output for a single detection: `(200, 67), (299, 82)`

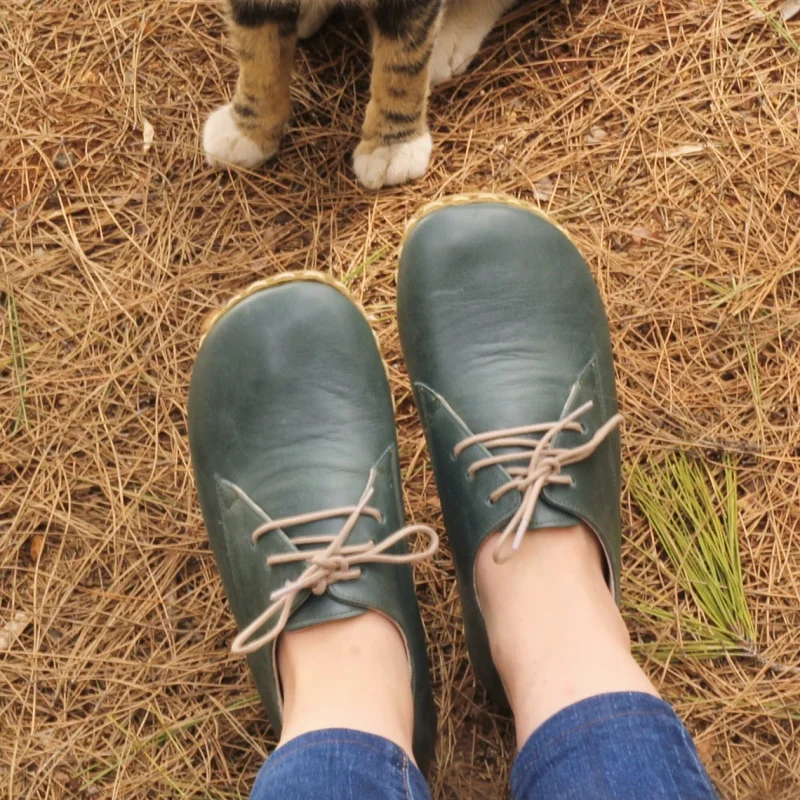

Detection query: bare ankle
(475, 525), (658, 746)
(476, 524), (618, 637)
(277, 612), (416, 758)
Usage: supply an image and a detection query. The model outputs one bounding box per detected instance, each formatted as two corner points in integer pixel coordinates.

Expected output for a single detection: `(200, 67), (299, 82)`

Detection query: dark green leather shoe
(188, 273), (438, 771)
(397, 195), (622, 706)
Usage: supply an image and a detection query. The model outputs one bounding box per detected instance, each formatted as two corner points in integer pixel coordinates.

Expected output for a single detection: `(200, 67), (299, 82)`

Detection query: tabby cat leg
(429, 0), (516, 85)
(203, 1), (298, 169)
(353, 0), (443, 189)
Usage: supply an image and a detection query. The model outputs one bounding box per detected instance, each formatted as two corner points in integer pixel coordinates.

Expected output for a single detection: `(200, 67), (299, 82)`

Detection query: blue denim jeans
(251, 692), (718, 799)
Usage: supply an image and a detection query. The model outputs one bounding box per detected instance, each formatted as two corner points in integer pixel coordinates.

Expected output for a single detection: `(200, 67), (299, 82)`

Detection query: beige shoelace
(454, 401), (622, 564)
(231, 469), (439, 656)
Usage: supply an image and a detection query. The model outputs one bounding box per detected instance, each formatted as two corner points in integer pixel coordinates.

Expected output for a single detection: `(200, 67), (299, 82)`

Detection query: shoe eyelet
(450, 450), (457, 462)
(485, 497), (496, 507)
(465, 470), (474, 482)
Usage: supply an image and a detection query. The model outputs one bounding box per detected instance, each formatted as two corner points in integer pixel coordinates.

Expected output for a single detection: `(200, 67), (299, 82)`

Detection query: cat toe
(203, 105), (271, 169)
(352, 133), (432, 189)
(429, 31), (483, 85)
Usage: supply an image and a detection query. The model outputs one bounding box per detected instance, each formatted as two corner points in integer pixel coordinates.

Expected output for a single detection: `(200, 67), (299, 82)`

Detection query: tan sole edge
(400, 192), (578, 260)
(198, 270), (396, 410)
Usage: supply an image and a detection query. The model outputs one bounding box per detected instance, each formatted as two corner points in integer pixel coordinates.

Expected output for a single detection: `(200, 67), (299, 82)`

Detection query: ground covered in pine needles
(2, 0), (800, 797)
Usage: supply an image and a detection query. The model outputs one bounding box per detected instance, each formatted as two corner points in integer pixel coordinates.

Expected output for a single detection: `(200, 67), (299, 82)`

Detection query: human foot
(189, 273), (438, 770)
(397, 195), (626, 709)
(476, 524), (657, 746)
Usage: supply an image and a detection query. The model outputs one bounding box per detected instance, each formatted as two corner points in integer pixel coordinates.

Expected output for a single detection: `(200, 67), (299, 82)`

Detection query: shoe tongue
(487, 441), (580, 531)
(286, 592), (364, 632)
(241, 461), (383, 631)
(454, 369), (584, 534)
(247, 460), (379, 544)
(531, 495), (580, 529)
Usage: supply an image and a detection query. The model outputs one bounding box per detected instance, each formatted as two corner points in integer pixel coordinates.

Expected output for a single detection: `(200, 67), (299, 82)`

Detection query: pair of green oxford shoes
(188, 195), (623, 773)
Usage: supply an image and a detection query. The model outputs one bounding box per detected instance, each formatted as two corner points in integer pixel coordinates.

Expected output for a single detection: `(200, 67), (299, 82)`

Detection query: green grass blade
(343, 245), (389, 285)
(746, 0), (800, 55)
(630, 453), (754, 657)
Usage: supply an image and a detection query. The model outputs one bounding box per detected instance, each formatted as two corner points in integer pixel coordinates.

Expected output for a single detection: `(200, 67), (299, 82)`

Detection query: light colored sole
(400, 192), (578, 260)
(198, 270), (395, 408)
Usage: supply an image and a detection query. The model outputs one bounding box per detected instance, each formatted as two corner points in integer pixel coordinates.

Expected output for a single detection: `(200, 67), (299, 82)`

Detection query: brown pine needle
(3, 1), (800, 798)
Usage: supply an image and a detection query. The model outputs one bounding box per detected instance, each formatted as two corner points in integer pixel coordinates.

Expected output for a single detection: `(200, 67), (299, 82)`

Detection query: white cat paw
(352, 133), (432, 189)
(203, 105), (270, 169)
(429, 28), (484, 85)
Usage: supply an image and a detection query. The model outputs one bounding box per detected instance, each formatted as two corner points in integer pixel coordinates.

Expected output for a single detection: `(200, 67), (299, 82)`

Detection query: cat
(203, 0), (517, 189)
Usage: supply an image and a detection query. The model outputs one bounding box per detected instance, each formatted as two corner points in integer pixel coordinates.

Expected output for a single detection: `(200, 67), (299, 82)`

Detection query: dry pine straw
(1, 0), (800, 798)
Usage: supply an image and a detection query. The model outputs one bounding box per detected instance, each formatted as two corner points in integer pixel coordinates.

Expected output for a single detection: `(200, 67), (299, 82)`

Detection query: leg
(477, 526), (718, 800)
(429, 0), (516, 85)
(278, 614), (415, 753)
(354, 0), (443, 189)
(203, 1), (298, 169)
(476, 525), (657, 748)
(398, 196), (719, 800)
(188, 276), (438, 797)
(250, 614), (432, 799)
